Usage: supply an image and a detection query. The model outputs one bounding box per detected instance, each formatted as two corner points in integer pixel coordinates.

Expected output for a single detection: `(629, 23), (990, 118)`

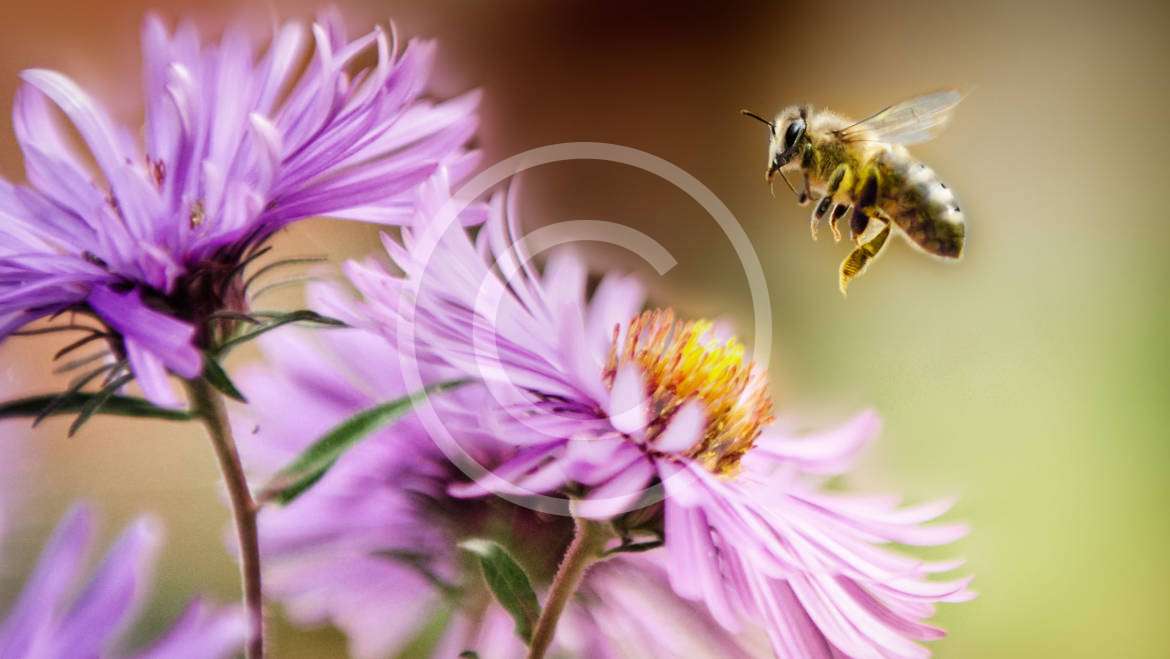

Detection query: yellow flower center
(603, 309), (774, 475)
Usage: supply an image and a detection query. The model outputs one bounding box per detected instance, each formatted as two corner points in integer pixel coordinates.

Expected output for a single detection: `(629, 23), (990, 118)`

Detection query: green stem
(526, 517), (609, 659)
(186, 378), (265, 659)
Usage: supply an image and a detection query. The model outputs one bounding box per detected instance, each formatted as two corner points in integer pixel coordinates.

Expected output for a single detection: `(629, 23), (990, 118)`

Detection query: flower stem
(526, 517), (609, 659)
(186, 378), (264, 659)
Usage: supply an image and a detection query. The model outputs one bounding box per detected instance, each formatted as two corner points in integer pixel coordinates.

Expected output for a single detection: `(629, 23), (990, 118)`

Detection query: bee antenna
(740, 109), (774, 128)
(777, 169), (801, 200)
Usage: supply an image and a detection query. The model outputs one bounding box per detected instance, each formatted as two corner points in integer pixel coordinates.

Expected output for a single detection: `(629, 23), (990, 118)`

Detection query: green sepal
(202, 353), (247, 403)
(601, 538), (664, 557)
(258, 379), (467, 506)
(34, 362), (121, 426)
(68, 373), (135, 437)
(217, 309), (346, 356)
(459, 538), (542, 644)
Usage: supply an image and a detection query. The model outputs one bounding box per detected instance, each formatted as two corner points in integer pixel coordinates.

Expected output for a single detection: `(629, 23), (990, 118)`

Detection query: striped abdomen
(878, 149), (965, 259)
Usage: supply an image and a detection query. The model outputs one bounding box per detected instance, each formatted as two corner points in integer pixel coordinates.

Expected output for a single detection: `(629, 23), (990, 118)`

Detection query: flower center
(604, 309), (774, 475)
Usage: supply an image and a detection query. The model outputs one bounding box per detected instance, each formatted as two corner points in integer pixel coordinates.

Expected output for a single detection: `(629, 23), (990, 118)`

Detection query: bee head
(765, 106), (808, 181)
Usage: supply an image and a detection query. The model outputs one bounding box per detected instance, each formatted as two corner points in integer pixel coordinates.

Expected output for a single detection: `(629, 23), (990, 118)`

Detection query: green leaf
(34, 362), (120, 425)
(259, 379), (468, 505)
(273, 469), (326, 504)
(459, 538), (541, 644)
(217, 309), (346, 355)
(202, 354), (247, 403)
(52, 332), (108, 360)
(52, 351), (111, 375)
(69, 373), (135, 436)
(0, 393), (193, 423)
(242, 256), (327, 291)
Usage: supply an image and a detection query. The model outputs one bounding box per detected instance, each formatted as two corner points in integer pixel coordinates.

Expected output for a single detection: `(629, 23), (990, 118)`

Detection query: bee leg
(798, 145), (816, 205)
(826, 164), (852, 197)
(823, 164), (853, 242)
(850, 167), (881, 244)
(850, 211), (870, 243)
(811, 196), (833, 240)
(829, 204), (851, 242)
(839, 220), (891, 296)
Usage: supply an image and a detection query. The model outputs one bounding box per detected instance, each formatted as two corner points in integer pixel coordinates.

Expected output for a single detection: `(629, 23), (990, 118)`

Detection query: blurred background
(1, 0), (1167, 656)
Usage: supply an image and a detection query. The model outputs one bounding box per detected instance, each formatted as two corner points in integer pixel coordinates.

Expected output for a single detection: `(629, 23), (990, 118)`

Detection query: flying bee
(742, 90), (966, 295)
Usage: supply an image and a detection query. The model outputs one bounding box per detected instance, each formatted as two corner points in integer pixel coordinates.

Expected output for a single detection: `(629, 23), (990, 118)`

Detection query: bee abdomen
(889, 160), (965, 259)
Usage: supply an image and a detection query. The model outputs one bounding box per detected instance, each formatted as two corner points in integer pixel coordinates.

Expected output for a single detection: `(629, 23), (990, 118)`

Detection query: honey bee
(743, 90), (966, 294)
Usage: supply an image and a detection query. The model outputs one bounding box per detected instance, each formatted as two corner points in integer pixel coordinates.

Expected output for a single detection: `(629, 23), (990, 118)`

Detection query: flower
(0, 9), (478, 406)
(0, 344), (243, 658)
(0, 505), (246, 658)
(341, 176), (973, 657)
(232, 306), (760, 658)
(435, 558), (764, 659)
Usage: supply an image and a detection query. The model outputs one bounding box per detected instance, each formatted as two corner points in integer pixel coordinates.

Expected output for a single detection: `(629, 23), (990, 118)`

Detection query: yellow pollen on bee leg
(604, 309), (774, 475)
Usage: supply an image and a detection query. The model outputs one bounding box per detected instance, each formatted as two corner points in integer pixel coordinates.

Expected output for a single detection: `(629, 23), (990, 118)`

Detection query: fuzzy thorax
(604, 309), (774, 475)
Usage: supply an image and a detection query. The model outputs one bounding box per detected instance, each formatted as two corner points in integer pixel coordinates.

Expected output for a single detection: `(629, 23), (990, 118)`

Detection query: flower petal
(655, 400), (706, 454)
(607, 363), (649, 437)
(125, 337), (182, 408)
(52, 516), (162, 656)
(88, 286), (201, 379)
(749, 409), (881, 475)
(574, 457), (655, 520)
(0, 505), (95, 655)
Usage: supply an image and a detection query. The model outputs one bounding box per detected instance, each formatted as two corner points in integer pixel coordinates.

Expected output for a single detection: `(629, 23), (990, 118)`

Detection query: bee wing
(836, 90), (963, 145)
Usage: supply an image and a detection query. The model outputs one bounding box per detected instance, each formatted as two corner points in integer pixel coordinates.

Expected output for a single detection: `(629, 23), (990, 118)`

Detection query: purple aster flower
(339, 175), (973, 658)
(432, 557), (766, 659)
(2, 361), (244, 657)
(232, 308), (761, 659)
(0, 9), (478, 406)
(0, 504), (246, 658)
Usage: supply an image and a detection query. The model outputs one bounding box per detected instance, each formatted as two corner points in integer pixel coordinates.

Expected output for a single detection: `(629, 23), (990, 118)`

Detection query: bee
(742, 90), (966, 294)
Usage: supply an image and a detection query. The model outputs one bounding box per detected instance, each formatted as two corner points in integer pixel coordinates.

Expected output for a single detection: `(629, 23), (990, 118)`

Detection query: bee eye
(784, 119), (805, 150)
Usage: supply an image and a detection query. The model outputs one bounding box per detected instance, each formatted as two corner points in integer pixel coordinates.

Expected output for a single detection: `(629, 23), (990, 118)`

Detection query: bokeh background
(1, 0), (1167, 657)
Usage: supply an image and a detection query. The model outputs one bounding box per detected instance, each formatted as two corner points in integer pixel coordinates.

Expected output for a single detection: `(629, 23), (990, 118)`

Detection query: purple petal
(133, 599), (248, 659)
(662, 502), (741, 631)
(607, 364), (648, 436)
(654, 400), (705, 454)
(17, 70), (132, 183)
(575, 457), (655, 519)
(0, 505), (95, 656)
(52, 516), (162, 656)
(125, 337), (181, 408)
(87, 286), (201, 379)
(448, 443), (566, 498)
(750, 409), (881, 475)
(584, 274), (645, 362)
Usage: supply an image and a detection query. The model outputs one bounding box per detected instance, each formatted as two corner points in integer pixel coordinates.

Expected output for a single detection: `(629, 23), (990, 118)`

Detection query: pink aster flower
(340, 175), (973, 658)
(0, 505), (246, 658)
(232, 308), (761, 659)
(0, 9), (478, 406)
